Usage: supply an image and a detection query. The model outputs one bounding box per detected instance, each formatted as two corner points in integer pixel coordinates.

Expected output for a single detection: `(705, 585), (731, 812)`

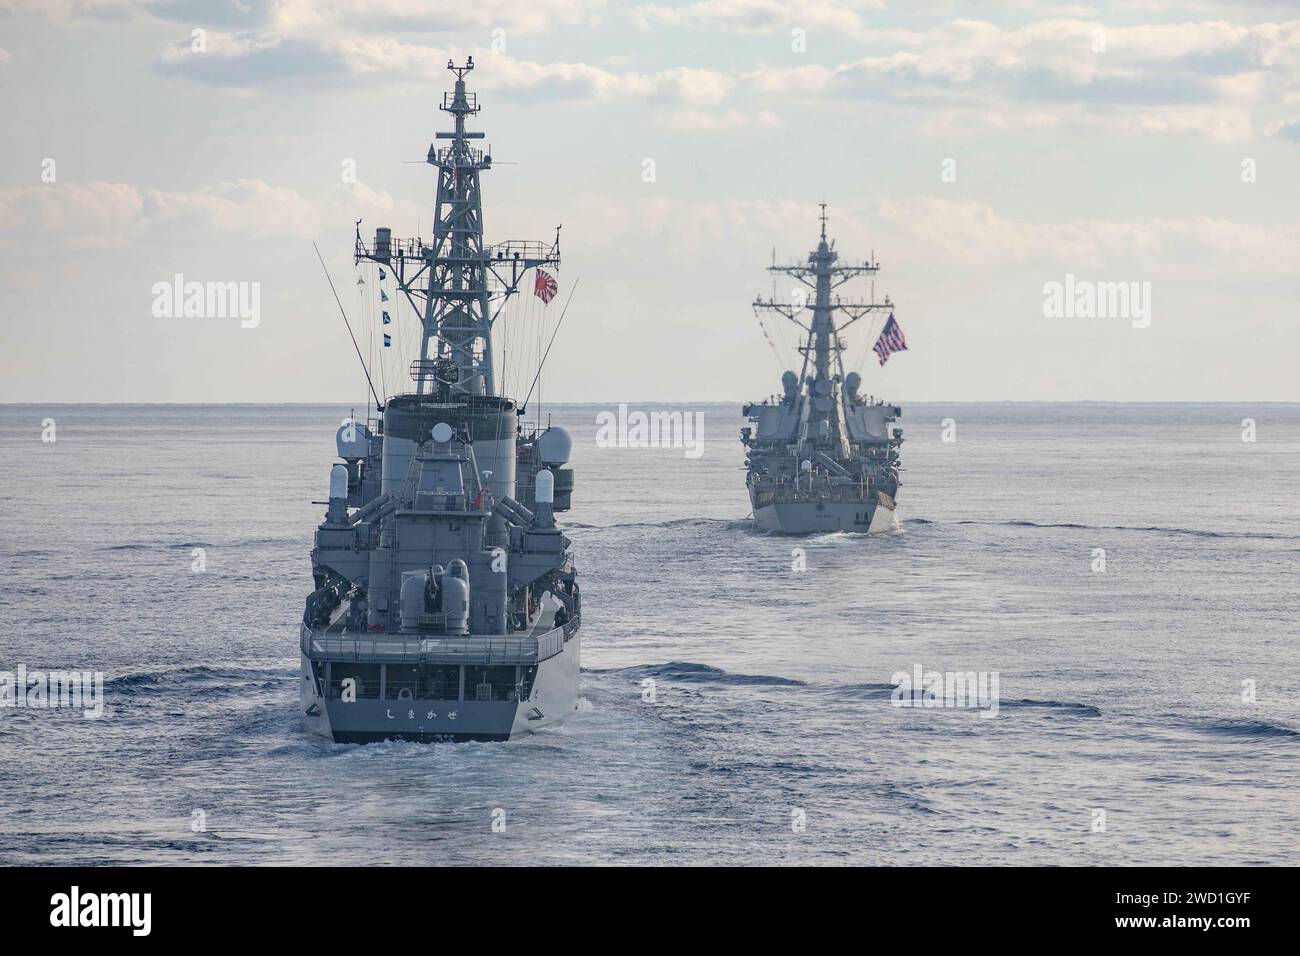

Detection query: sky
(1, 0), (1298, 403)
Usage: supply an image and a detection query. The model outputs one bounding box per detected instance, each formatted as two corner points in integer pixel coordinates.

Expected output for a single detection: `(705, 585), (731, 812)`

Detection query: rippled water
(1, 403), (1297, 865)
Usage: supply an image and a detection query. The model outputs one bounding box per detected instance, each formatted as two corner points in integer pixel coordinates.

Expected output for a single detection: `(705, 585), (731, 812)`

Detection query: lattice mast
(355, 58), (560, 400)
(752, 204), (891, 430)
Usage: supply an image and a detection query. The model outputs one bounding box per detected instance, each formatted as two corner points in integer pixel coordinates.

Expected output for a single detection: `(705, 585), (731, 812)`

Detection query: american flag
(872, 313), (908, 366)
(534, 268), (558, 305)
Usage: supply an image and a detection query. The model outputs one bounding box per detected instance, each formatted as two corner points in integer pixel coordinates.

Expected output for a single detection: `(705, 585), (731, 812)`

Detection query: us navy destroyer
(743, 206), (907, 534)
(300, 59), (581, 742)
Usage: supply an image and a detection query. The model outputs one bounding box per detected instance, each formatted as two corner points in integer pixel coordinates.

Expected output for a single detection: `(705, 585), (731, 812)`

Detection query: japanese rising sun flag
(534, 269), (558, 305)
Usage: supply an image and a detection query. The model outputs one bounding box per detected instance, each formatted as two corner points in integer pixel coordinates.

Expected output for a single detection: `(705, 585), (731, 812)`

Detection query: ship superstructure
(742, 206), (906, 534)
(300, 59), (580, 742)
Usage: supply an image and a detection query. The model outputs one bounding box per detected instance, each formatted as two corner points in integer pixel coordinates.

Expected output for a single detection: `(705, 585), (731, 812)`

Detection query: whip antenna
(521, 279), (579, 414)
(314, 241), (382, 409)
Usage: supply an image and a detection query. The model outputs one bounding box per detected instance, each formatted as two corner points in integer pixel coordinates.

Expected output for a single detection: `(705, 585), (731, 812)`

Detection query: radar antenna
(352, 59), (561, 399)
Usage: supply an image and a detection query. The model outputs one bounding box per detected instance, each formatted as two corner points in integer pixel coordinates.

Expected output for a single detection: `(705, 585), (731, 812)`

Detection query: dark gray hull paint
(300, 629), (581, 743)
(751, 496), (896, 534)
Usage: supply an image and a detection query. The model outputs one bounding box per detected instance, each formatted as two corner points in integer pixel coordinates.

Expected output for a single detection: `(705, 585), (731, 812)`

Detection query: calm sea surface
(1, 402), (1297, 865)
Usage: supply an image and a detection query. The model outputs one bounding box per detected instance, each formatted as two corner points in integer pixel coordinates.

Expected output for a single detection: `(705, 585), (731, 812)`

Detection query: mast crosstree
(742, 205), (906, 534)
(752, 203), (892, 437)
(354, 57), (560, 399)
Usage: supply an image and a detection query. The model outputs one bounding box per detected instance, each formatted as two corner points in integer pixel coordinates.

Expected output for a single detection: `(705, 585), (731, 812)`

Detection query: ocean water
(0, 402), (1297, 866)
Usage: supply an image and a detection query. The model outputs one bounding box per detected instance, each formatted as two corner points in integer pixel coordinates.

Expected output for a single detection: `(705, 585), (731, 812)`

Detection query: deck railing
(302, 618), (577, 665)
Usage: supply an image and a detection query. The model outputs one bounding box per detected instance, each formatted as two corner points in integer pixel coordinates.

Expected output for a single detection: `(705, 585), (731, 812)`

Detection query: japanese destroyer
(300, 59), (581, 742)
(743, 206), (908, 534)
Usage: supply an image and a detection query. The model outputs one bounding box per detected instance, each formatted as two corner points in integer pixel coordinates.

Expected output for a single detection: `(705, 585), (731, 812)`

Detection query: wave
(101, 537), (296, 553)
(1022, 520), (1292, 541)
(592, 661), (806, 687)
(1185, 718), (1300, 740)
(567, 518), (742, 532)
(919, 517), (1297, 542)
(999, 698), (1101, 717)
(105, 664), (292, 694)
(829, 682), (919, 700)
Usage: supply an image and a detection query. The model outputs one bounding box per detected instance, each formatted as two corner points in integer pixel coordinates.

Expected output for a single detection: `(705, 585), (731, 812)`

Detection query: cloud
(656, 108), (781, 130)
(722, 18), (1300, 139)
(11, 0), (1299, 141)
(143, 179), (325, 237)
(565, 193), (1300, 278)
(2, 0), (605, 34)
(0, 0), (138, 18)
(143, 15), (1300, 141)
(738, 19), (1300, 100)
(156, 32), (350, 84)
(0, 179), (400, 249)
(632, 0), (883, 34)
(879, 197), (1300, 278)
(266, 0), (605, 35)
(155, 31), (740, 106)
(0, 182), (144, 248)
(1268, 117), (1300, 139)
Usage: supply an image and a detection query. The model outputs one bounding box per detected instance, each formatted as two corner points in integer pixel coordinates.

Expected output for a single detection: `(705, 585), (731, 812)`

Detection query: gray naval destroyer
(300, 59), (580, 742)
(743, 207), (906, 534)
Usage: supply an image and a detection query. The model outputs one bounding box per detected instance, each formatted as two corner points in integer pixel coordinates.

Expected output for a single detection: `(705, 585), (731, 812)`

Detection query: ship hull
(299, 630), (581, 743)
(752, 495), (897, 535)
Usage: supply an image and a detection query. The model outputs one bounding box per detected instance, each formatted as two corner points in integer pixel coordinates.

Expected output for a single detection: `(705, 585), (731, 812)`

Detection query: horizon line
(3, 400), (1298, 407)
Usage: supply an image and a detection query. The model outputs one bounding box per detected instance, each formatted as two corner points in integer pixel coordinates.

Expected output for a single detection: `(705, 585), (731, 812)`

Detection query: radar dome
(537, 426), (572, 466)
(431, 422), (454, 444)
(336, 419), (369, 459)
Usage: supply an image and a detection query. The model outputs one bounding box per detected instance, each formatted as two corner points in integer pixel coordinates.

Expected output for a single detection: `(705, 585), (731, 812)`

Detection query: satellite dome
(537, 426), (572, 466)
(336, 419), (369, 459)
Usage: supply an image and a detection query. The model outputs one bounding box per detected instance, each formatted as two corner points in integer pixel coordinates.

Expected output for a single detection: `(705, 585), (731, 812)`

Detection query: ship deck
(302, 606), (576, 666)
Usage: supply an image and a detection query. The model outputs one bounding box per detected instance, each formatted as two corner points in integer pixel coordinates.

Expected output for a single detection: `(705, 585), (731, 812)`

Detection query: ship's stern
(299, 623), (581, 743)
